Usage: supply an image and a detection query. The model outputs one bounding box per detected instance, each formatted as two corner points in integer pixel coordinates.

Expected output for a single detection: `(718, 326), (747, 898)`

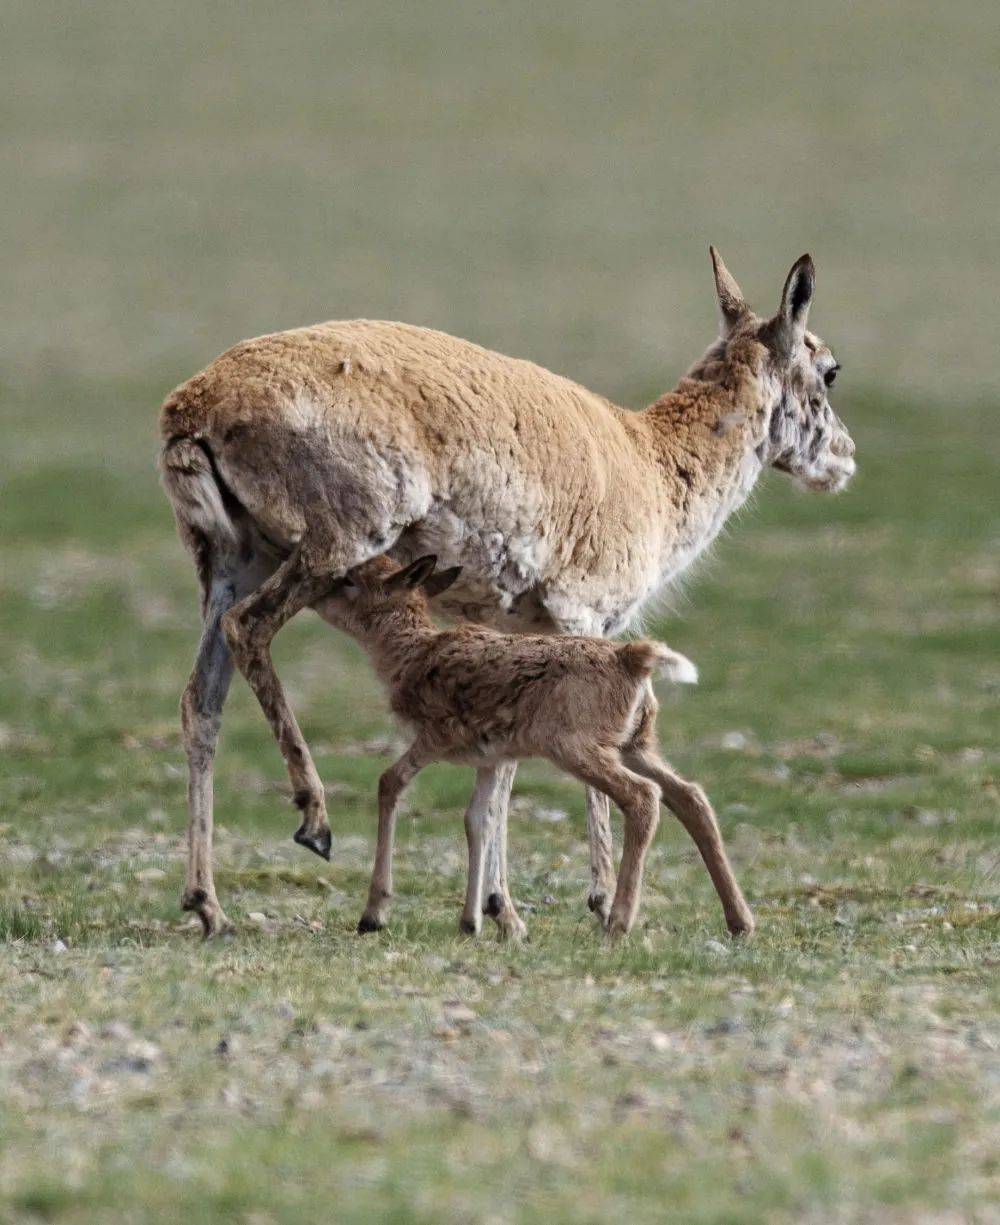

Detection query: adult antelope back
(160, 250), (854, 938)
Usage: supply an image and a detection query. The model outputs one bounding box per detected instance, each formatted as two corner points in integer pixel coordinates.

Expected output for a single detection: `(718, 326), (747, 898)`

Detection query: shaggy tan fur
(315, 554), (752, 940)
(159, 249), (854, 938)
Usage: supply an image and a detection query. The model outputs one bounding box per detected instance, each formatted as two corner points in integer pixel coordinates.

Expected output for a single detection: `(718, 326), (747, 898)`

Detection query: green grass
(2, 388), (996, 1224)
(2, 2), (999, 1221)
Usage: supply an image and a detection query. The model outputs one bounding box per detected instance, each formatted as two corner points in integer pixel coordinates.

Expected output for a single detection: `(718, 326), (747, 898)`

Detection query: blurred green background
(1, 3), (997, 1222)
(4, 0), (999, 412)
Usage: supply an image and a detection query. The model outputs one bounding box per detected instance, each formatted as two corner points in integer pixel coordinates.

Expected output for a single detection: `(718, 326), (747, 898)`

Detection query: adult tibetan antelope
(159, 249), (855, 938)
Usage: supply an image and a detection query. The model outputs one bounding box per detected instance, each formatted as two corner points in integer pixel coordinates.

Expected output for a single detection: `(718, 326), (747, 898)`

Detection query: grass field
(2, 2), (999, 1222)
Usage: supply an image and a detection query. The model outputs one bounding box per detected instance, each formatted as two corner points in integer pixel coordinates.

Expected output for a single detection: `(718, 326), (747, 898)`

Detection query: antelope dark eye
(824, 368), (838, 387)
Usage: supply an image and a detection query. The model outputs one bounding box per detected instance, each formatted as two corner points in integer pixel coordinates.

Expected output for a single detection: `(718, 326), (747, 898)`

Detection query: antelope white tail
(159, 436), (240, 552)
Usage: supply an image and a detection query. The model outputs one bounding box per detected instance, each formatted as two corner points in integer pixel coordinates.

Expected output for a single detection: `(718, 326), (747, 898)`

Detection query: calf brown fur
(317, 554), (754, 940)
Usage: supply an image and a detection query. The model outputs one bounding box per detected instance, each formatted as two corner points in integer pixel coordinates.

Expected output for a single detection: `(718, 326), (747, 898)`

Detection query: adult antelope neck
(638, 347), (768, 578)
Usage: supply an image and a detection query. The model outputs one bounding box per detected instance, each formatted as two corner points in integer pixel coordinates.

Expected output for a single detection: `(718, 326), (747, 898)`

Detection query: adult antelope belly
(393, 486), (556, 631)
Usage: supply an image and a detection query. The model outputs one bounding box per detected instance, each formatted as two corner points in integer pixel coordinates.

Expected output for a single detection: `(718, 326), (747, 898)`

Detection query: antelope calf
(316, 554), (754, 940)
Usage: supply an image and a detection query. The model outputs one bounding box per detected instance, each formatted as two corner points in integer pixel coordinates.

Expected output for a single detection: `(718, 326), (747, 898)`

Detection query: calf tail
(618, 641), (698, 685)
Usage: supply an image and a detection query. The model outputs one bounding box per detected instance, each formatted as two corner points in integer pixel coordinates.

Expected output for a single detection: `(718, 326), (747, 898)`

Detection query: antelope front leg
(585, 786), (616, 926)
(357, 747), (426, 933)
(221, 546), (334, 859)
(480, 761), (528, 942)
(458, 766), (494, 936)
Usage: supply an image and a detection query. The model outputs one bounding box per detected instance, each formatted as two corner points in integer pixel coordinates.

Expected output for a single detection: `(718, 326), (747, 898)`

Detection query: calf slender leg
(357, 744), (428, 933)
(221, 544), (346, 860)
(480, 761), (528, 941)
(179, 576), (238, 937)
(562, 750), (660, 940)
(547, 617), (616, 926)
(585, 787), (616, 925)
(608, 781), (660, 940)
(623, 748), (755, 936)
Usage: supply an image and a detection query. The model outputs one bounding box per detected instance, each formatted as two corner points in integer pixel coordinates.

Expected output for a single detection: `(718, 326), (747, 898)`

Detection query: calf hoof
(293, 823), (332, 861)
(604, 915), (630, 944)
(458, 916), (480, 937)
(587, 891), (612, 926)
(356, 914), (385, 935)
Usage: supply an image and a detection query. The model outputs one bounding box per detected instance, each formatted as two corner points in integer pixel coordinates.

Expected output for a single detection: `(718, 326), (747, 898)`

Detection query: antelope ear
(386, 554), (438, 589)
(710, 246), (748, 336)
(771, 253), (815, 356)
(422, 565), (462, 597)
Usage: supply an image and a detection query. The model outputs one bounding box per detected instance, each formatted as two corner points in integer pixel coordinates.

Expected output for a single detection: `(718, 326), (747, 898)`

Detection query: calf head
(319, 554), (463, 632)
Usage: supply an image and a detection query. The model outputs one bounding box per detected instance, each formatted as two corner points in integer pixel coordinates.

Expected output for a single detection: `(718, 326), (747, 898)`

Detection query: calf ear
(327, 572), (359, 600)
(386, 554), (438, 589)
(770, 253), (815, 356)
(710, 246), (748, 336)
(423, 565), (462, 597)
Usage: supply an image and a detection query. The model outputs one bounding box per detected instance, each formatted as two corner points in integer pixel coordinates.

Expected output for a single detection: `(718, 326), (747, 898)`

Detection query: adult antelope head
(706, 247), (856, 493)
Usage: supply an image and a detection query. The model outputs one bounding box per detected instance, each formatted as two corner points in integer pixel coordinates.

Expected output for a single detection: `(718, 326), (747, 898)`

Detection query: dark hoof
(483, 892), (504, 918)
(587, 892), (607, 915)
(180, 889), (232, 939)
(357, 914), (385, 935)
(458, 917), (479, 936)
(294, 824), (332, 861)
